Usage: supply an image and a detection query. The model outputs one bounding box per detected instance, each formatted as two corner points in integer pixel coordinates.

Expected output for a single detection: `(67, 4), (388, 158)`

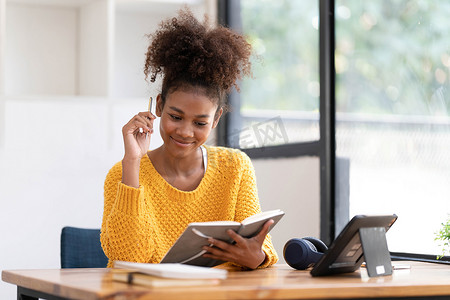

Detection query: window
(222, 0), (320, 149)
(335, 0), (450, 255)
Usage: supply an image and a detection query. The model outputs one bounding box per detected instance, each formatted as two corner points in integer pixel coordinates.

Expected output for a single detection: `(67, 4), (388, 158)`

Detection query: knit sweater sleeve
(234, 151), (279, 268)
(100, 162), (155, 267)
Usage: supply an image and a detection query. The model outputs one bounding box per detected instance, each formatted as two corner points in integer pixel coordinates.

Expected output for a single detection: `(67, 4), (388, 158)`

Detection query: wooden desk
(2, 262), (450, 300)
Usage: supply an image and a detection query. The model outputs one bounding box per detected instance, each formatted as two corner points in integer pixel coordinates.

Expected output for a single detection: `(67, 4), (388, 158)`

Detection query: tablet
(310, 214), (398, 277)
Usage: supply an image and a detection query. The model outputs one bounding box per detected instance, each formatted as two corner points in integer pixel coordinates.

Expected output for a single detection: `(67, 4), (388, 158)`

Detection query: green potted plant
(435, 216), (450, 259)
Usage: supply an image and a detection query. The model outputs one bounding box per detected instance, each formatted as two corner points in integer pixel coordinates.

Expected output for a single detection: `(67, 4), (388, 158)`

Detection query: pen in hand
(146, 96), (153, 141)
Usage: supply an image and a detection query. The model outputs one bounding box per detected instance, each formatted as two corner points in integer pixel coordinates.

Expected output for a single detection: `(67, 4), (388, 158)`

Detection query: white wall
(253, 156), (320, 263)
(113, 11), (153, 98)
(5, 3), (78, 95)
(78, 0), (113, 96)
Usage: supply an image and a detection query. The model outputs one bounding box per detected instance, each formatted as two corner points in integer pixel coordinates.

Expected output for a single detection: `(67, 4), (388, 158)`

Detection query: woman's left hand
(202, 219), (274, 269)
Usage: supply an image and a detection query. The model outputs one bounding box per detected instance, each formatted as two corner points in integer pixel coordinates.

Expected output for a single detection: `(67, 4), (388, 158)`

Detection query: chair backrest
(60, 226), (108, 268)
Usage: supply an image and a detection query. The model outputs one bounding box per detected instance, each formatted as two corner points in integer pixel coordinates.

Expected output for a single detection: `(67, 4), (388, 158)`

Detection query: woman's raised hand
(122, 112), (156, 161)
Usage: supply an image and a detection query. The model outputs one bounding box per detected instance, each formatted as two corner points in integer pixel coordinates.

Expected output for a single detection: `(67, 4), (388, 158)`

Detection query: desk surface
(2, 262), (450, 300)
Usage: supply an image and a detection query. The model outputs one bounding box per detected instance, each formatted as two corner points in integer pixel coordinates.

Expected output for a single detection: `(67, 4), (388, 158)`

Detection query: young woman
(101, 9), (278, 270)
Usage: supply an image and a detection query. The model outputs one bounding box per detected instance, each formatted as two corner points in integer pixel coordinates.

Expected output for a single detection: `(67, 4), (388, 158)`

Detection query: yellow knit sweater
(101, 145), (278, 268)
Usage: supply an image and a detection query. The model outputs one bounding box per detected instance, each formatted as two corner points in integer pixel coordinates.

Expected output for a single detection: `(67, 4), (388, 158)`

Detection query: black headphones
(283, 237), (328, 270)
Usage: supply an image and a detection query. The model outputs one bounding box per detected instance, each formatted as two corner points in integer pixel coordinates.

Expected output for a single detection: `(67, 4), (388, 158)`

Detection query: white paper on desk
(113, 260), (227, 279)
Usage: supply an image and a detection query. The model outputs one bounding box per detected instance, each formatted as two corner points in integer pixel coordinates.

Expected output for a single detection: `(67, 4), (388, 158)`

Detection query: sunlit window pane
(336, 0), (450, 255)
(237, 0), (320, 148)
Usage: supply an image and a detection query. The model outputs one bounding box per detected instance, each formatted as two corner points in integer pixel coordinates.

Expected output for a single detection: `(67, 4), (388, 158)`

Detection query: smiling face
(156, 88), (222, 159)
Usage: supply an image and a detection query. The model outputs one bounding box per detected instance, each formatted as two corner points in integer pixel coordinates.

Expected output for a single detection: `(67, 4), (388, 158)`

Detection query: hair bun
(144, 8), (252, 94)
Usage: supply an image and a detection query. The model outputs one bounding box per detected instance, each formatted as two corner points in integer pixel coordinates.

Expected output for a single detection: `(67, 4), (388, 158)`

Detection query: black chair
(60, 226), (108, 268)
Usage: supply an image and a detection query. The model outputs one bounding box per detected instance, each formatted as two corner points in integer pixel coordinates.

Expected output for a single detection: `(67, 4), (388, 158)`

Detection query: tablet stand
(359, 227), (392, 277)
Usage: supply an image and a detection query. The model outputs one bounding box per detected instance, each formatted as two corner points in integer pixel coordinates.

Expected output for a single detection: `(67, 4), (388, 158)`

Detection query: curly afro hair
(144, 8), (252, 111)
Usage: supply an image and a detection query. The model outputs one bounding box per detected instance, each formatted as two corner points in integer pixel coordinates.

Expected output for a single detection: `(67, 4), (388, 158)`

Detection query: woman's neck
(149, 145), (204, 179)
